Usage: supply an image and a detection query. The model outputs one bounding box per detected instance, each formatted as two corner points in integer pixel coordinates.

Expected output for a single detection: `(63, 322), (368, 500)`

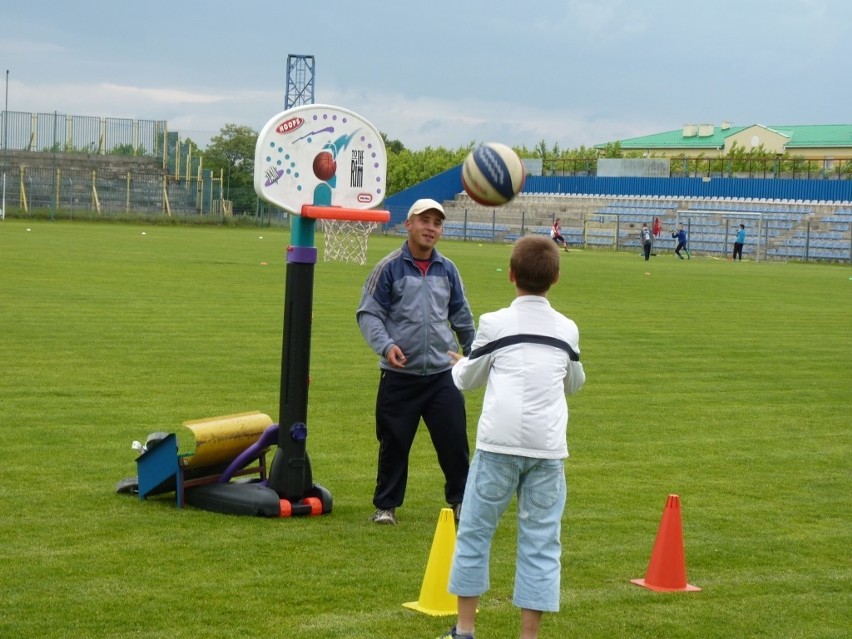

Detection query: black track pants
(373, 369), (470, 509)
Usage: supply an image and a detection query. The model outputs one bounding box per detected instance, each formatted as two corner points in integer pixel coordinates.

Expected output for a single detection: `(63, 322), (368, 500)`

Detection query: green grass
(1, 220), (850, 639)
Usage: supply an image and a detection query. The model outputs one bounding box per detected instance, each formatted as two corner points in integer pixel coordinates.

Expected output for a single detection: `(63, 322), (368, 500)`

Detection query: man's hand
(386, 344), (407, 369)
(447, 350), (463, 366)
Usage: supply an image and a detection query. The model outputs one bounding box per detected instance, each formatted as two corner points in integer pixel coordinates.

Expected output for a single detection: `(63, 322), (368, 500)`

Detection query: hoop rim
(301, 205), (390, 223)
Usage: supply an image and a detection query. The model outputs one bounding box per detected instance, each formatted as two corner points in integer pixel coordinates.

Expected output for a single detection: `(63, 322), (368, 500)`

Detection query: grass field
(1, 219), (849, 639)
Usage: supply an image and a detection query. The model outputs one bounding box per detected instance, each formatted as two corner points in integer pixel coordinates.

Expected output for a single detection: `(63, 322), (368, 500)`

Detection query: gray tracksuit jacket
(356, 242), (475, 376)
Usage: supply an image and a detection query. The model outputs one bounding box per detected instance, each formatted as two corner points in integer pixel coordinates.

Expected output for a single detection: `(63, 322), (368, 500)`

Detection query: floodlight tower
(285, 55), (315, 109)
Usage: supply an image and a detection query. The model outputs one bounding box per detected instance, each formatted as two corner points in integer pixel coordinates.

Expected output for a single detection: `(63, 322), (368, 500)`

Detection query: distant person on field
(550, 218), (569, 252)
(440, 235), (585, 639)
(653, 217), (662, 238)
(733, 224), (746, 260)
(640, 223), (653, 261)
(671, 223), (690, 260)
(356, 198), (475, 526)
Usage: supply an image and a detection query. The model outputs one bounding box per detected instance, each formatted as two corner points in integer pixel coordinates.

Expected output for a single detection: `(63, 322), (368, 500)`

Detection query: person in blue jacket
(357, 198), (475, 526)
(671, 223), (690, 260)
(733, 224), (746, 260)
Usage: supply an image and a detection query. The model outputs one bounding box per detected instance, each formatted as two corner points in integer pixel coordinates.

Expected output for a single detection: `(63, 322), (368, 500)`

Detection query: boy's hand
(447, 350), (463, 365)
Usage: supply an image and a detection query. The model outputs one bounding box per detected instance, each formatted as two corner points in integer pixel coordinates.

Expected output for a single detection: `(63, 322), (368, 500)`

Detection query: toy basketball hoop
(254, 104), (390, 263)
(319, 219), (378, 265)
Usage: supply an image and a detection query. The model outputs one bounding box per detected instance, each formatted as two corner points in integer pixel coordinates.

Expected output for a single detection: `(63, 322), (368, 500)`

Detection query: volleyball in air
(461, 142), (525, 206)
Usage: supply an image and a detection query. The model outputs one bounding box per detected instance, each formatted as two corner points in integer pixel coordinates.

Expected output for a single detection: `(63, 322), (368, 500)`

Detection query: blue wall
(384, 166), (463, 226)
(523, 175), (852, 202)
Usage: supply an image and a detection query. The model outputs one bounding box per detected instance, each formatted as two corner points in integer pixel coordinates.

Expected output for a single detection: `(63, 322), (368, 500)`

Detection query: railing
(429, 195), (852, 264)
(540, 157), (852, 180)
(3, 165), (224, 218)
(1, 110), (167, 159)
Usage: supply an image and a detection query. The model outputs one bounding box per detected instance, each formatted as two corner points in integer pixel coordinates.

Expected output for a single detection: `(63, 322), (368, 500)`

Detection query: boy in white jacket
(440, 235), (585, 639)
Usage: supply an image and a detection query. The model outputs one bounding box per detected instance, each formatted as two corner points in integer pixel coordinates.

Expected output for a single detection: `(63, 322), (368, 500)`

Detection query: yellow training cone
(403, 508), (458, 616)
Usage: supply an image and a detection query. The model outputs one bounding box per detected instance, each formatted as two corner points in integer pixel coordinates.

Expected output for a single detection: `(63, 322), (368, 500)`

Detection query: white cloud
(99, 84), (227, 105)
(5, 0), (851, 152)
(0, 37), (67, 56)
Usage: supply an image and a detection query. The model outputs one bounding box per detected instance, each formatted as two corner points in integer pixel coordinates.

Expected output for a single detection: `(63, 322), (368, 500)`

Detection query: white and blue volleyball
(461, 142), (526, 206)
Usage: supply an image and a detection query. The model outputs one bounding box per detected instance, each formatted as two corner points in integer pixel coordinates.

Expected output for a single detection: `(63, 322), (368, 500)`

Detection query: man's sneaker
(369, 508), (397, 525)
(436, 626), (474, 639)
(452, 503), (462, 523)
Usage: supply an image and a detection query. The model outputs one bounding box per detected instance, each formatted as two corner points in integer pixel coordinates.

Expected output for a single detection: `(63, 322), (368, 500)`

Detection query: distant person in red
(653, 217), (662, 238)
(550, 218), (569, 253)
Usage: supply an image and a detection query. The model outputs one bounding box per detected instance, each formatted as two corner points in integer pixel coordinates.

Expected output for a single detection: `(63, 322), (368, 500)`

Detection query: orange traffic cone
(631, 494), (701, 592)
(403, 508), (458, 615)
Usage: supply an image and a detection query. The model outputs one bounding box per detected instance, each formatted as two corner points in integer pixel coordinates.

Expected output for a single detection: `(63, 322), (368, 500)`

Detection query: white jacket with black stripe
(451, 295), (585, 459)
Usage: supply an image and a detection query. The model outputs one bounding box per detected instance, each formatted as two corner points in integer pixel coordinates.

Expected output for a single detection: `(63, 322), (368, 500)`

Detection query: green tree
(381, 132), (406, 155)
(559, 145), (600, 175)
(181, 137), (204, 158)
(385, 144), (472, 196)
(600, 141), (623, 159)
(109, 143), (146, 157)
(529, 140), (560, 174)
(202, 124), (258, 214)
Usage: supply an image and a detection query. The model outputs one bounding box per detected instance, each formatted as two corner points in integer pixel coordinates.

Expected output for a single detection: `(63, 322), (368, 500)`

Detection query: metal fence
(542, 156), (852, 180)
(0, 165), (301, 224)
(0, 108), (231, 217)
(4, 165), (226, 217)
(1, 110), (167, 158)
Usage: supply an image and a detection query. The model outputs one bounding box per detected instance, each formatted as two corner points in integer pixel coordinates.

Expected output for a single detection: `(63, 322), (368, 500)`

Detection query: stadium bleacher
(423, 191), (852, 263)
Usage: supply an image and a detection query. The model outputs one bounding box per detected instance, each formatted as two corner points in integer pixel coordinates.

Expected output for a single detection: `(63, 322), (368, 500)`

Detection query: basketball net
(320, 219), (379, 266)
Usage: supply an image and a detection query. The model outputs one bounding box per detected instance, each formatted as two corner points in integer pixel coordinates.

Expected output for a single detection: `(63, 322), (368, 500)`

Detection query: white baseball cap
(407, 198), (445, 220)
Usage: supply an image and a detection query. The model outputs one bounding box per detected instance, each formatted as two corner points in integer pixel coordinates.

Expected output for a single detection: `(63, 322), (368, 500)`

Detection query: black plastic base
(182, 481), (334, 517)
(184, 482), (282, 516)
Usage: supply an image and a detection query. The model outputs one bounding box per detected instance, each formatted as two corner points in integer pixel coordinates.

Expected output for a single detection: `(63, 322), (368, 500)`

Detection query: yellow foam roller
(179, 411), (273, 469)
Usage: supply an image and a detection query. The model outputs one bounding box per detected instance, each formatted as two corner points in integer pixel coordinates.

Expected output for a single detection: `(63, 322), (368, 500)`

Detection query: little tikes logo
(275, 117), (304, 134)
(357, 193), (373, 203)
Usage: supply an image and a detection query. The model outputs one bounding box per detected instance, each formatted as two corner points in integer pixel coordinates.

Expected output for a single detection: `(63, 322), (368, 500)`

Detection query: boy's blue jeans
(448, 450), (567, 612)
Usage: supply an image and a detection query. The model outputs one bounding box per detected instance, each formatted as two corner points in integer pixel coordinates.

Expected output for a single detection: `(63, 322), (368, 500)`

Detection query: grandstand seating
(404, 191), (852, 263)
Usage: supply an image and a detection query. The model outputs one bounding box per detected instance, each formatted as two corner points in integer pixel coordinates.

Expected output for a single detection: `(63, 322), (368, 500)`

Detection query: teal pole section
(290, 214), (315, 247)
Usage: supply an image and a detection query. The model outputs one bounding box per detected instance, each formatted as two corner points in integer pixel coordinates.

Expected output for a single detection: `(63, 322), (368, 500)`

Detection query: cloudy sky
(3, 0), (850, 150)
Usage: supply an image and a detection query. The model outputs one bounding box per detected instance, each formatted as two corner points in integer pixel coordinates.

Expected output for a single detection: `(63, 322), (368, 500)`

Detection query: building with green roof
(597, 123), (852, 161)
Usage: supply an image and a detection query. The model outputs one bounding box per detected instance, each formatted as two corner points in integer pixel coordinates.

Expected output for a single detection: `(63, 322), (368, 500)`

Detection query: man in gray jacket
(357, 198), (475, 525)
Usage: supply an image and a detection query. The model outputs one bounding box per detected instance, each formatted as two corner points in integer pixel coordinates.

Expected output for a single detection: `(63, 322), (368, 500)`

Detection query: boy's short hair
(510, 235), (560, 294)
